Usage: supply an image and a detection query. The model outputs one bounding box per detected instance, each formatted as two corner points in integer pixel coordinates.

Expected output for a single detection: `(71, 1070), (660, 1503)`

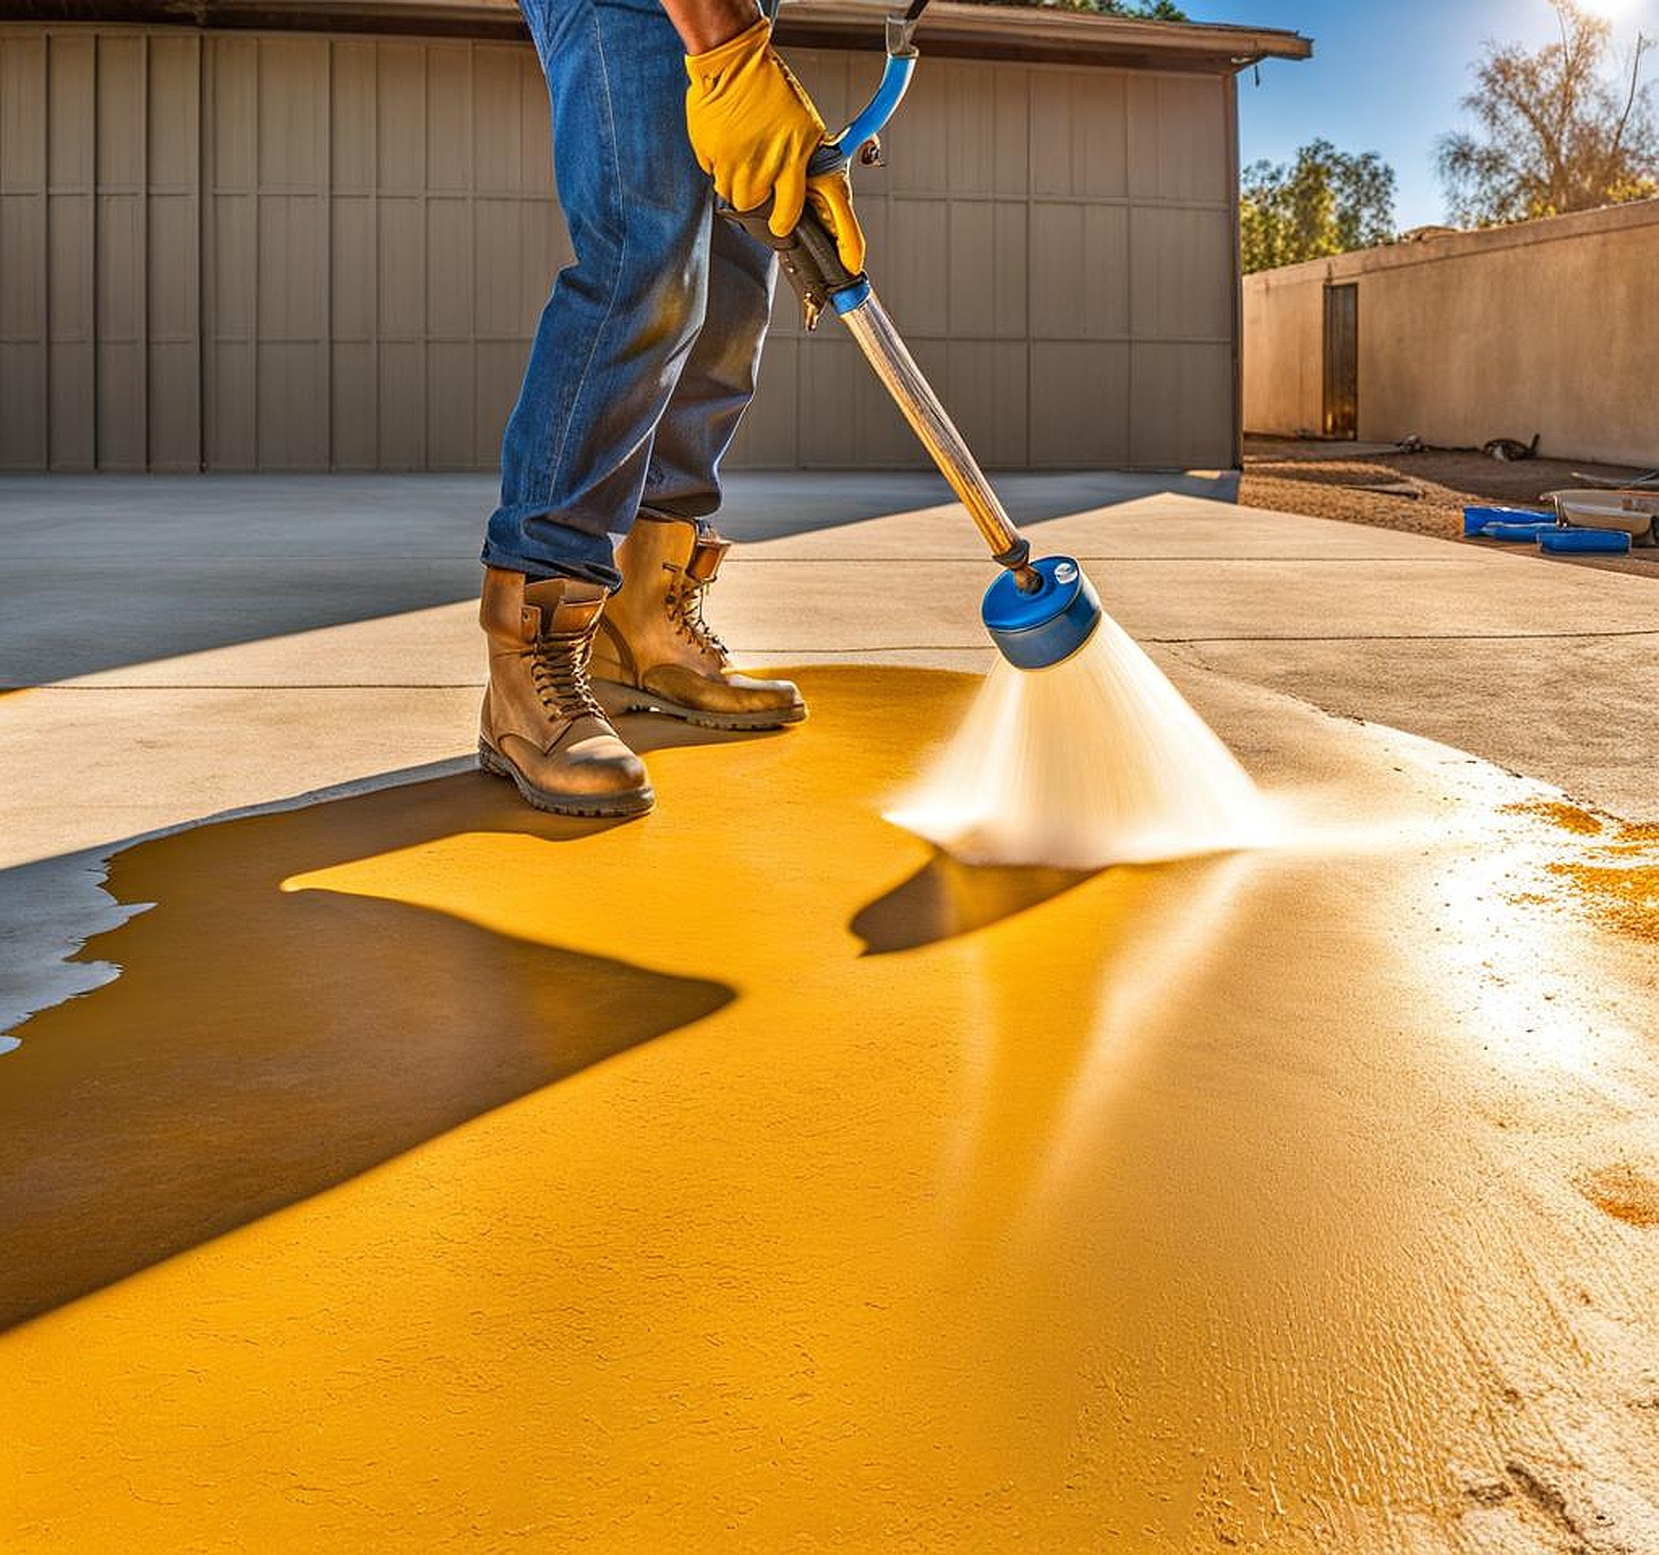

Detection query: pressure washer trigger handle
(717, 195), (865, 331)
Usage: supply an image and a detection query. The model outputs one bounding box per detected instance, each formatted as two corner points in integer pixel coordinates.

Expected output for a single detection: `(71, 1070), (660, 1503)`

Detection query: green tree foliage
(1438, 1), (1658, 226)
(1090, 0), (1185, 15)
(965, 0), (1187, 18)
(1240, 139), (1397, 273)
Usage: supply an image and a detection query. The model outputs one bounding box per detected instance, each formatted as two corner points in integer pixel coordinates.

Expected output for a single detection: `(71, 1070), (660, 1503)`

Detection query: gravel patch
(1240, 437), (1659, 580)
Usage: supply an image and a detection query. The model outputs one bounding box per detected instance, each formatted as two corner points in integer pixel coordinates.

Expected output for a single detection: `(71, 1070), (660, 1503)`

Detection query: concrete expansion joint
(727, 554), (1470, 565)
(1167, 628), (1659, 645)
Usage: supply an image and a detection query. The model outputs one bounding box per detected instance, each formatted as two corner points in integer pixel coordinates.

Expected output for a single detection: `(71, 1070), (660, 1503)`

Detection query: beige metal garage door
(0, 25), (1238, 473)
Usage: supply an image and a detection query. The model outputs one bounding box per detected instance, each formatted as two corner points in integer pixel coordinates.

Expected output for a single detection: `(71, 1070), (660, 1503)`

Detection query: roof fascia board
(3, 0), (1312, 70)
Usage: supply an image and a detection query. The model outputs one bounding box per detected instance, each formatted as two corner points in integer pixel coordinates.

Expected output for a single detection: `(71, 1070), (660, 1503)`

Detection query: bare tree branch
(1439, 0), (1659, 225)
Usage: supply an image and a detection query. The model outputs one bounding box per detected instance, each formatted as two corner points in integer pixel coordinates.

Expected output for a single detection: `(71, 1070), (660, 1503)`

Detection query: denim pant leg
(640, 208), (777, 523)
(484, 0), (717, 588)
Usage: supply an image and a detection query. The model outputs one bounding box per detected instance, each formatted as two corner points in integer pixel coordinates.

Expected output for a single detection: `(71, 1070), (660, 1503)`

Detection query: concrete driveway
(2, 472), (1657, 1551)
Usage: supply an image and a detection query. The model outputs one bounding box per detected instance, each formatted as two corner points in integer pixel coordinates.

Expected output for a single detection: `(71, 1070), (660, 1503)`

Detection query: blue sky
(1178, 0), (1659, 228)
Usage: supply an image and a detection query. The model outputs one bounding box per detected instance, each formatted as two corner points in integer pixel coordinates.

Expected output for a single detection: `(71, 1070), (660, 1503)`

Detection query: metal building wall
(201, 33), (567, 470)
(1, 28), (208, 471)
(0, 23), (1239, 473)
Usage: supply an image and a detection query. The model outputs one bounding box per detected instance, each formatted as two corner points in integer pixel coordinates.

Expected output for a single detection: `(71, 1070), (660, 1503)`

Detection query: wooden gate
(1322, 283), (1358, 440)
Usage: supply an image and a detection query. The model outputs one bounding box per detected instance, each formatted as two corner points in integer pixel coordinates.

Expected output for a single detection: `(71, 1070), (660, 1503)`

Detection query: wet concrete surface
(3, 475), (1659, 1549)
(4, 665), (1659, 1551)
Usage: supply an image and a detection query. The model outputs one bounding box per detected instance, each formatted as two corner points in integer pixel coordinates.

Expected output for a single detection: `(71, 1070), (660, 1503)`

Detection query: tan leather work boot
(477, 567), (654, 818)
(590, 513), (805, 730)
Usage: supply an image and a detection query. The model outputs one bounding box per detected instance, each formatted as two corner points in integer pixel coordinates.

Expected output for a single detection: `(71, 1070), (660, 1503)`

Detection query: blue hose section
(1540, 527), (1632, 554)
(807, 54), (917, 180)
(1477, 521), (1558, 542)
(841, 54), (916, 156)
(830, 278), (872, 314)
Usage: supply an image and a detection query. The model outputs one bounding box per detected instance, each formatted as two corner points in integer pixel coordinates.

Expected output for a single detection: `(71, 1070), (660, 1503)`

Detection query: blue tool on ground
(1540, 527), (1632, 555)
(1463, 504), (1552, 537)
(722, 0), (1102, 670)
(1479, 520), (1559, 542)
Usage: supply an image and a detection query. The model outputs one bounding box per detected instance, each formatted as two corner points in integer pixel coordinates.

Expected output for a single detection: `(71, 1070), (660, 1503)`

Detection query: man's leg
(636, 208), (777, 522)
(587, 213), (805, 730)
(477, 0), (712, 817)
(484, 0), (718, 589)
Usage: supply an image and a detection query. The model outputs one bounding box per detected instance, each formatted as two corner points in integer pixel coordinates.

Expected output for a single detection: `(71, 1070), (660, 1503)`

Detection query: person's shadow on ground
(0, 721), (764, 1334)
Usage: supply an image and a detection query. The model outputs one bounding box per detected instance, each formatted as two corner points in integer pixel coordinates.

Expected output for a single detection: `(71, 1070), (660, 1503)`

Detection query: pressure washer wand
(838, 289), (1037, 585)
(721, 2), (1103, 670)
(726, 211), (1033, 579)
(800, 279), (1039, 584)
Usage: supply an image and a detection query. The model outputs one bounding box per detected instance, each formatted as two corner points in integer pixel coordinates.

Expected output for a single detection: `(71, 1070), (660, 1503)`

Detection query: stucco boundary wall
(1242, 199), (1659, 468)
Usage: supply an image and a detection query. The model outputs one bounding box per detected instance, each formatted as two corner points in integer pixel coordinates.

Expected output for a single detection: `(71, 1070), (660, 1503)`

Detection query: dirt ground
(1241, 436), (1659, 578)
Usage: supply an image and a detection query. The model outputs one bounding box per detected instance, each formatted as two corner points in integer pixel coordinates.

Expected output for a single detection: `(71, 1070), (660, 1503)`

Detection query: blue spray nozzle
(981, 555), (1103, 670)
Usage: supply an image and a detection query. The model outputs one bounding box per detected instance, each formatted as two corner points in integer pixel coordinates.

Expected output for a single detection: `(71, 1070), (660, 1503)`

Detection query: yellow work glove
(804, 166), (866, 277)
(685, 18), (867, 276)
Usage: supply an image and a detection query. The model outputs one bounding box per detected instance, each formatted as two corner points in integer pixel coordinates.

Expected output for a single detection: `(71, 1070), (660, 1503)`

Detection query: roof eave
(2, 0), (1314, 70)
(783, 0), (1312, 71)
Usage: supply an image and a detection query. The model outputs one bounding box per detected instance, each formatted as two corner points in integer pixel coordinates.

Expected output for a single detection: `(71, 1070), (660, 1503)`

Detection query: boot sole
(592, 679), (807, 732)
(477, 740), (655, 819)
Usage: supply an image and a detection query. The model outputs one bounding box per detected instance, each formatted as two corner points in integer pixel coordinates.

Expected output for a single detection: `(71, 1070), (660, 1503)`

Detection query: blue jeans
(483, 0), (777, 589)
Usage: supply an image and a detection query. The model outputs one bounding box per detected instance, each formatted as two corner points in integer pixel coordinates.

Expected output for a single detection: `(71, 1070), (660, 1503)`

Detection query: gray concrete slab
(0, 682), (480, 1041)
(28, 544), (1653, 694)
(3, 473), (1656, 804)
(0, 471), (1236, 685)
(1184, 635), (1659, 823)
(732, 491), (1455, 560)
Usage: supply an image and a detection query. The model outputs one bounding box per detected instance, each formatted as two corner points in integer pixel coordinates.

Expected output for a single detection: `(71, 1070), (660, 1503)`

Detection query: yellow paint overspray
(889, 606), (1275, 868)
(5, 668), (1659, 1550)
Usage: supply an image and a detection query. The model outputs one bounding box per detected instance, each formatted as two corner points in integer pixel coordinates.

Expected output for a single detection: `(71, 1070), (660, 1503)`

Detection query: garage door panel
(332, 42), (376, 190)
(1030, 341), (1128, 467)
(1131, 205), (1231, 341)
(1131, 340), (1232, 467)
(258, 38), (327, 188)
(258, 341), (327, 469)
(1031, 202), (1128, 341)
(426, 45), (473, 193)
(1129, 74), (1228, 205)
(426, 340), (475, 469)
(333, 341), (379, 469)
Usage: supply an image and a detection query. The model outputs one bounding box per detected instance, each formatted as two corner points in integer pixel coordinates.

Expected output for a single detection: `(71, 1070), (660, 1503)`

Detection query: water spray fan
(726, 3), (1269, 870)
(722, 0), (1102, 671)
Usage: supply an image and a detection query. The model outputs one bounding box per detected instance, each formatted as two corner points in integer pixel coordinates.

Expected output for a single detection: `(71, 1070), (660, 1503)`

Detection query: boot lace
(531, 619), (606, 723)
(666, 571), (729, 661)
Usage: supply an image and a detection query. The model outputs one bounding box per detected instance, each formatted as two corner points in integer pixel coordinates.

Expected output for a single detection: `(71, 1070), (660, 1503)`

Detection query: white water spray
(888, 607), (1273, 870)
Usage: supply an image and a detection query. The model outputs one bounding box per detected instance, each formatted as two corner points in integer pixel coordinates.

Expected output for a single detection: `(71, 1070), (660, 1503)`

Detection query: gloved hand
(685, 18), (866, 275)
(804, 166), (866, 277)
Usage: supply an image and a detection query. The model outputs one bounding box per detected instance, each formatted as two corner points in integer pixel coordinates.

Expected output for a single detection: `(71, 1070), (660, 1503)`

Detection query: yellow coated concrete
(5, 667), (1659, 1552)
